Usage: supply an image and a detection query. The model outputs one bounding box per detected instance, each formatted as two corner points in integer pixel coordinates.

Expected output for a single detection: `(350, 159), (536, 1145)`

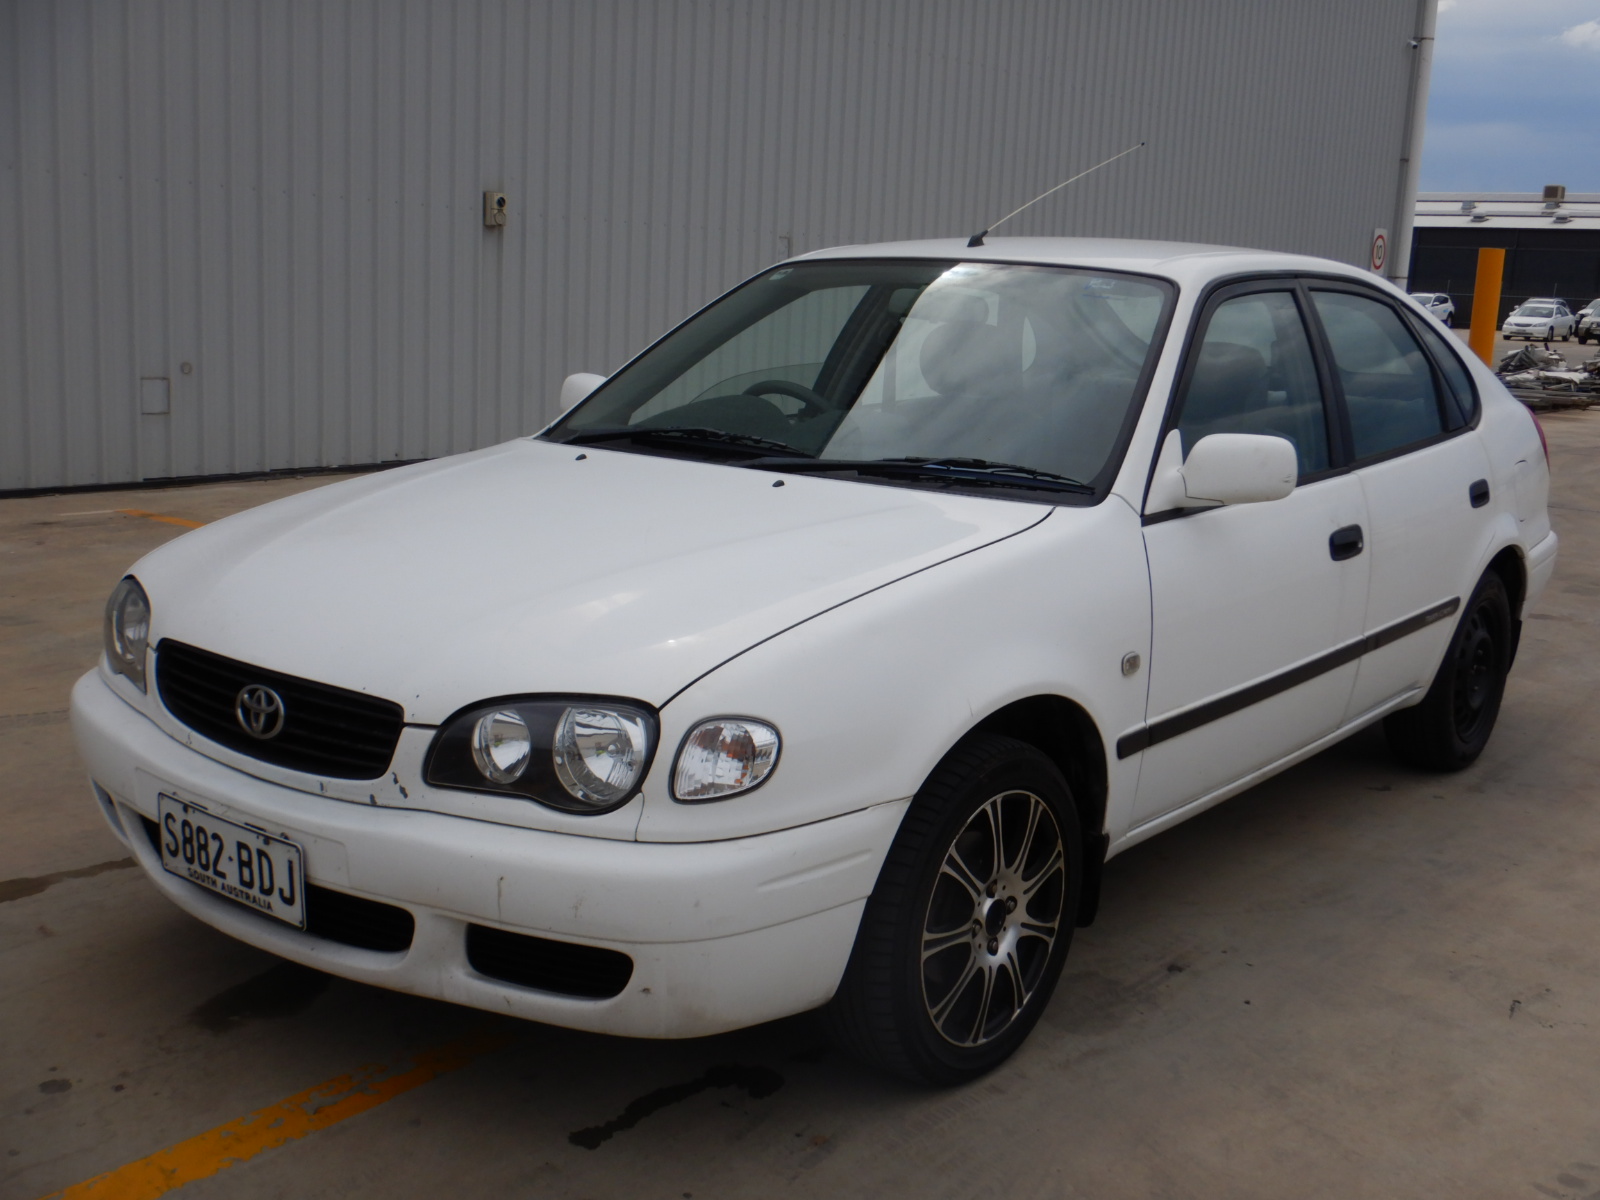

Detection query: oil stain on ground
(189, 961), (331, 1033)
(569, 1065), (784, 1149)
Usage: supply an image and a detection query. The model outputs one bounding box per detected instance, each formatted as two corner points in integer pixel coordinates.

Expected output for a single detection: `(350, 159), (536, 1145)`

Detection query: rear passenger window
(1410, 317), (1478, 428)
(1176, 291), (1329, 476)
(1311, 291), (1445, 459)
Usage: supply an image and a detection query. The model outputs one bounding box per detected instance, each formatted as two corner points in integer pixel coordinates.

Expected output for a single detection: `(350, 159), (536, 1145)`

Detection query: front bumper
(71, 670), (906, 1038)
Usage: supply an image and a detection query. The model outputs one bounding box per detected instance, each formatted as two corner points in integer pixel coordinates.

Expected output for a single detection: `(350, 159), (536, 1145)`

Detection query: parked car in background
(1502, 300), (1575, 341)
(1410, 292), (1455, 325)
(73, 236), (1557, 1086)
(1575, 300), (1600, 343)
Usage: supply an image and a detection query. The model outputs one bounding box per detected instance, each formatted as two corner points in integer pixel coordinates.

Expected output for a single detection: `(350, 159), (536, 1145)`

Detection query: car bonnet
(130, 438), (1052, 722)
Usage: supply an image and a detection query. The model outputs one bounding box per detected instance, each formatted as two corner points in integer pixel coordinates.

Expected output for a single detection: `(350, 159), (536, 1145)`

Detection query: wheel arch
(968, 694), (1109, 928)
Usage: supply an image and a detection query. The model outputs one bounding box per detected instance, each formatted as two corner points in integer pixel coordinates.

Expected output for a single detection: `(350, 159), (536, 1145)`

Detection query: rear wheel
(1384, 571), (1512, 771)
(827, 734), (1081, 1086)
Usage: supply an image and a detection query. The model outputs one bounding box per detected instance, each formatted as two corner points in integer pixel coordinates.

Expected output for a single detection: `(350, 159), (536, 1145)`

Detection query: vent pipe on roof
(1388, 0), (1437, 289)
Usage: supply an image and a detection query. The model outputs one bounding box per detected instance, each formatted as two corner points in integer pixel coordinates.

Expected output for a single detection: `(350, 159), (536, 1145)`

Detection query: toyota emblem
(235, 684), (287, 739)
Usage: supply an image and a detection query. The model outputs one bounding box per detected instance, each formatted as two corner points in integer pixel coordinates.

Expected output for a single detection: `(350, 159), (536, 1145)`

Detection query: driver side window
(631, 285), (868, 424)
(1175, 290), (1331, 477)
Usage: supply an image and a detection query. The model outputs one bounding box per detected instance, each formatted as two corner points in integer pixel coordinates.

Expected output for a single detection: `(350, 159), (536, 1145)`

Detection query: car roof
(790, 236), (1385, 292)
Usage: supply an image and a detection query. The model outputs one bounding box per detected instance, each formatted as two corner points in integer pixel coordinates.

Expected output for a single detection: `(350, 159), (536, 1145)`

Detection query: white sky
(1421, 0), (1600, 190)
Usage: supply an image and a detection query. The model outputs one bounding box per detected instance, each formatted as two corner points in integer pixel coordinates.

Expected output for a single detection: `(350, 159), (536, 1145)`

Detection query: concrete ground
(3, 418), (1598, 1200)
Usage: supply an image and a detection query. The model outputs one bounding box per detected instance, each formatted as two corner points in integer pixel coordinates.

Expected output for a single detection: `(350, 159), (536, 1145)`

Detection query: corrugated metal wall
(1, 0), (1423, 491)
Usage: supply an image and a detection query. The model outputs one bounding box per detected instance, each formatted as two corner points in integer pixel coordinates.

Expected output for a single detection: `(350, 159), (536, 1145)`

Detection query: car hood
(135, 439), (1051, 722)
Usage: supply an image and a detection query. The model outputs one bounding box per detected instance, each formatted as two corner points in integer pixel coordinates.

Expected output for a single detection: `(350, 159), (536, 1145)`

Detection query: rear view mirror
(1181, 433), (1297, 504)
(559, 372), (607, 414)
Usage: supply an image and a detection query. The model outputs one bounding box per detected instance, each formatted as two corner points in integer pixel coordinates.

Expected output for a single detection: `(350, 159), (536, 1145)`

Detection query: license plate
(156, 794), (306, 929)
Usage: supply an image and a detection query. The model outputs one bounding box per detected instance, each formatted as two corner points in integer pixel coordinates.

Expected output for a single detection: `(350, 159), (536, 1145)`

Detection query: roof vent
(1459, 200), (1477, 212)
(1543, 184), (1566, 210)
(1469, 212), (1489, 222)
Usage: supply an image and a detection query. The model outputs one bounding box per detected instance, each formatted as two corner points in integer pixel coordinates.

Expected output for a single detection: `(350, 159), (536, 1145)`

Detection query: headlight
(672, 718), (781, 802)
(471, 710), (533, 784)
(103, 576), (151, 691)
(425, 697), (656, 813)
(554, 707), (651, 806)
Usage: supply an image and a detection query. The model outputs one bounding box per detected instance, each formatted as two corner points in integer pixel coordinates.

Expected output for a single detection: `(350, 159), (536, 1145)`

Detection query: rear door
(1305, 287), (1494, 722)
(1131, 283), (1369, 826)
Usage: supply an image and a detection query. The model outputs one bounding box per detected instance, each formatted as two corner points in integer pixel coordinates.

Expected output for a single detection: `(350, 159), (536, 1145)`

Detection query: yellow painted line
(38, 1028), (512, 1200)
(118, 508), (206, 530)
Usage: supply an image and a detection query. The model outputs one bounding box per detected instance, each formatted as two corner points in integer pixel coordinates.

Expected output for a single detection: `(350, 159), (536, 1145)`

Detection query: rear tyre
(826, 734), (1082, 1086)
(1383, 571), (1511, 771)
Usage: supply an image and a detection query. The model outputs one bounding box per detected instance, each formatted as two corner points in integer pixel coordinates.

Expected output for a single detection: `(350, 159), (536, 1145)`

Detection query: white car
(73, 237), (1557, 1085)
(1502, 300), (1575, 341)
(1409, 291), (1455, 325)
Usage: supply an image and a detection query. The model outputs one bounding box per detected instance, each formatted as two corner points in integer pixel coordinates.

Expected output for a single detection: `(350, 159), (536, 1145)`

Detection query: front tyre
(1383, 571), (1512, 771)
(827, 734), (1081, 1086)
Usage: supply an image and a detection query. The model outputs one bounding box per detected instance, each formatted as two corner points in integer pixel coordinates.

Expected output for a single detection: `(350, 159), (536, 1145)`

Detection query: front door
(1131, 285), (1370, 826)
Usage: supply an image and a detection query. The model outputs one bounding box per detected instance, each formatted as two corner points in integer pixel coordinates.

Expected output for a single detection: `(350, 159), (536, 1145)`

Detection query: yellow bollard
(1468, 247), (1505, 365)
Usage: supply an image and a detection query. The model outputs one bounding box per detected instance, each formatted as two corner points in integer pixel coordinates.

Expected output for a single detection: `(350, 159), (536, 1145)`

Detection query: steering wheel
(741, 379), (830, 419)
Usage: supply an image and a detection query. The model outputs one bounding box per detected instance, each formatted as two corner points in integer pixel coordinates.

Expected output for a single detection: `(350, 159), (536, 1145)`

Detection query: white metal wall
(1, 0), (1426, 491)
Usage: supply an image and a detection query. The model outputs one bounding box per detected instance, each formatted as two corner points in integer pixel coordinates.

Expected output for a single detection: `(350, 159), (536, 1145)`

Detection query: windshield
(546, 260), (1173, 498)
(1516, 306), (1554, 318)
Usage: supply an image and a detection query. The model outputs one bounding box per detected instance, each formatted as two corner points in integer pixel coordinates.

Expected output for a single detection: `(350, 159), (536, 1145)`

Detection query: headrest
(920, 322), (1024, 399)
(1181, 341), (1268, 424)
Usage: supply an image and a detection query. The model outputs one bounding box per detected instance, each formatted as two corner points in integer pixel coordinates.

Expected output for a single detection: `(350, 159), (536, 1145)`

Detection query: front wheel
(1383, 571), (1512, 771)
(827, 735), (1081, 1086)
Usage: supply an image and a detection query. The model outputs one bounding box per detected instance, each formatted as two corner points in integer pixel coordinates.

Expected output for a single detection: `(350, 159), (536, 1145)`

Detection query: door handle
(1329, 524), (1364, 561)
(1469, 479), (1490, 508)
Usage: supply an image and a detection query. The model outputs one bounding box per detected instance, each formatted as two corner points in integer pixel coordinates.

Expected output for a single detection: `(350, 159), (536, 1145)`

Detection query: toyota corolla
(73, 237), (1556, 1085)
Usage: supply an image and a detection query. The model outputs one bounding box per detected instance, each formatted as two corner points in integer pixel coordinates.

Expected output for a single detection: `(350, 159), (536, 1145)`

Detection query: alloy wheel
(920, 790), (1066, 1048)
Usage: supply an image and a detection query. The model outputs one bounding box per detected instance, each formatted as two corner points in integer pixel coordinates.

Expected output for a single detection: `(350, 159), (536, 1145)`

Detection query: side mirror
(559, 372), (607, 414)
(1180, 433), (1297, 504)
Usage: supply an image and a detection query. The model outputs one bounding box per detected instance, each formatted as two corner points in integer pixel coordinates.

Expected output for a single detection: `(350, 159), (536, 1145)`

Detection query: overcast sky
(1420, 0), (1600, 192)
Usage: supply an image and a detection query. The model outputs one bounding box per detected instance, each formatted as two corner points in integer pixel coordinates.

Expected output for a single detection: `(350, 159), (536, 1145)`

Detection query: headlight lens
(553, 707), (651, 806)
(471, 709), (532, 783)
(103, 576), (151, 691)
(425, 697), (657, 813)
(672, 718), (781, 802)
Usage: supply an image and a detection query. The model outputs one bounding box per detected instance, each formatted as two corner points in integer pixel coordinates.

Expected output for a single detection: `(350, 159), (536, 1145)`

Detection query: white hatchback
(74, 238), (1557, 1085)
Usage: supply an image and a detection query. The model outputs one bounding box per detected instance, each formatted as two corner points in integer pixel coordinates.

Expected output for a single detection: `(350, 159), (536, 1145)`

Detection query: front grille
(156, 639), (404, 779)
(140, 816), (415, 953)
(466, 924), (634, 999)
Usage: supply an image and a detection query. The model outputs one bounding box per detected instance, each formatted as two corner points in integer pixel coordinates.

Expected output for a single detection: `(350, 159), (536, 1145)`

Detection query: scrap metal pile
(1496, 345), (1600, 409)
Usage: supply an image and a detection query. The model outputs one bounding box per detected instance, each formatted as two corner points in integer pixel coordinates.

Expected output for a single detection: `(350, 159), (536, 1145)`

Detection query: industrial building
(3, 0), (1438, 493)
(1408, 189), (1600, 327)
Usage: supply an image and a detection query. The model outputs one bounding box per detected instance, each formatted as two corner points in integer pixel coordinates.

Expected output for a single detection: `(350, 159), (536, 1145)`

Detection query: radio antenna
(966, 141), (1147, 247)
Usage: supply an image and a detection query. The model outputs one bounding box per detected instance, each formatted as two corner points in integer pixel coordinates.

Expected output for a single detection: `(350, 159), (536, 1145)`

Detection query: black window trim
(1140, 270), (1482, 525)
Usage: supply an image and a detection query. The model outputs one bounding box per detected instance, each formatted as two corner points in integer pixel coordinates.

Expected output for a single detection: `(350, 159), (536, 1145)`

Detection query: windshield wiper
(557, 426), (809, 457)
(740, 456), (1094, 494)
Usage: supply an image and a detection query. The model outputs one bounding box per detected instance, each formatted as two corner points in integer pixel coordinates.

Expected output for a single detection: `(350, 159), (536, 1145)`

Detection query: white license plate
(156, 794), (306, 929)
